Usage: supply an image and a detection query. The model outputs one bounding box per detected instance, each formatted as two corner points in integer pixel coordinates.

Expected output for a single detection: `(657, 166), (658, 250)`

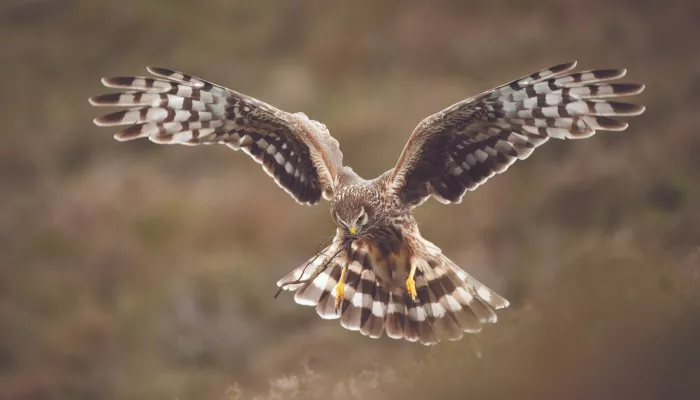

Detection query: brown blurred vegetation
(1, 0), (699, 399)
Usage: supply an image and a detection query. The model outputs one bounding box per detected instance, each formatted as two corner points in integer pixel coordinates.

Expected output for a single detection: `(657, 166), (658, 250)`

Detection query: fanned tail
(278, 241), (508, 345)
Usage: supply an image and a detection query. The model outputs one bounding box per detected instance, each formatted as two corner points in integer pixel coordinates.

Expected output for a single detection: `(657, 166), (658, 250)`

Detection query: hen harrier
(90, 61), (645, 345)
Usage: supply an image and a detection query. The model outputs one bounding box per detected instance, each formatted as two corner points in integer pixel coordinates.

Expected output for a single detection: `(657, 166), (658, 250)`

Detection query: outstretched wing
(90, 67), (343, 205)
(389, 61), (645, 207)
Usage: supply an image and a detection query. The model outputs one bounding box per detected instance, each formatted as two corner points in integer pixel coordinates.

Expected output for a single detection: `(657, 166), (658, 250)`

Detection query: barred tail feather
(358, 270), (387, 339)
(385, 293), (410, 341)
(338, 260), (364, 331)
(278, 242), (508, 345)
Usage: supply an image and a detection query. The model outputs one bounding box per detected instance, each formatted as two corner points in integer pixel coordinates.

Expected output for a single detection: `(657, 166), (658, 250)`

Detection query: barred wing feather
(90, 67), (343, 205)
(390, 61), (645, 206)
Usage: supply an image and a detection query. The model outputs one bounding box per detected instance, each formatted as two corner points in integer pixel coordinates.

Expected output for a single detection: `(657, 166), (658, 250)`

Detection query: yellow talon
(406, 276), (417, 301)
(334, 281), (345, 310)
(406, 261), (418, 302)
(334, 266), (349, 310)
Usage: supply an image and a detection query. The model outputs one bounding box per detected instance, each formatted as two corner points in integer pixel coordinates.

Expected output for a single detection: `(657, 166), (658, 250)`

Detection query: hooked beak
(348, 226), (357, 235)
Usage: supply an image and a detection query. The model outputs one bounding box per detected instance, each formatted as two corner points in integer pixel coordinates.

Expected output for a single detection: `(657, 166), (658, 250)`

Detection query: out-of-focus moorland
(2, 1), (699, 399)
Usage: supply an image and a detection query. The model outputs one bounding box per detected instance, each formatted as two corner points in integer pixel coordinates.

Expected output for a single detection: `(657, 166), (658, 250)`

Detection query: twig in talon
(272, 237), (336, 299)
(273, 244), (345, 299)
(273, 241), (328, 299)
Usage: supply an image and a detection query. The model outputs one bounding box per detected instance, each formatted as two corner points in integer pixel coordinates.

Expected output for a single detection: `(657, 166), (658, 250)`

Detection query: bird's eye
(357, 207), (369, 226)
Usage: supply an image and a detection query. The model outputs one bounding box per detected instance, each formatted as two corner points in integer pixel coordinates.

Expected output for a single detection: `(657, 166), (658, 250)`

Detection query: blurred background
(2, 0), (699, 399)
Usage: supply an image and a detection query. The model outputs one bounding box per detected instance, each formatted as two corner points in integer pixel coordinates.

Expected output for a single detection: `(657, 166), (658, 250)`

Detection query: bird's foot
(334, 265), (349, 312)
(406, 276), (417, 302)
(334, 282), (345, 311)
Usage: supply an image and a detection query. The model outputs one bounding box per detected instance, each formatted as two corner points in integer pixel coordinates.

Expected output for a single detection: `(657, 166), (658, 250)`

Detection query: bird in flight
(90, 61), (645, 345)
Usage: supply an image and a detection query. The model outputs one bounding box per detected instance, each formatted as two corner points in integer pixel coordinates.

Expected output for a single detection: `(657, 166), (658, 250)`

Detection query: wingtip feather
(113, 133), (134, 142)
(615, 83), (646, 96)
(612, 102), (646, 116)
(101, 76), (134, 88)
(562, 60), (578, 70)
(93, 116), (110, 126)
(607, 68), (627, 80)
(146, 66), (172, 76)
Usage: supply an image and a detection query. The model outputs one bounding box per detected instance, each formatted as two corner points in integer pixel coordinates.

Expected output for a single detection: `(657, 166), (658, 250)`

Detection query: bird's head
(331, 170), (382, 239)
(333, 204), (371, 238)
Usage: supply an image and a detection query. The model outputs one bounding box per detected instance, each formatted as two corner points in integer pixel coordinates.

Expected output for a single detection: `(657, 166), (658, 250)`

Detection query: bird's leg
(406, 261), (417, 302)
(334, 264), (349, 311)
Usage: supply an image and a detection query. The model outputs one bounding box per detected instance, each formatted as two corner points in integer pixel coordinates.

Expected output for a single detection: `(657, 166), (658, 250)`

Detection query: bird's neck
(336, 167), (366, 186)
